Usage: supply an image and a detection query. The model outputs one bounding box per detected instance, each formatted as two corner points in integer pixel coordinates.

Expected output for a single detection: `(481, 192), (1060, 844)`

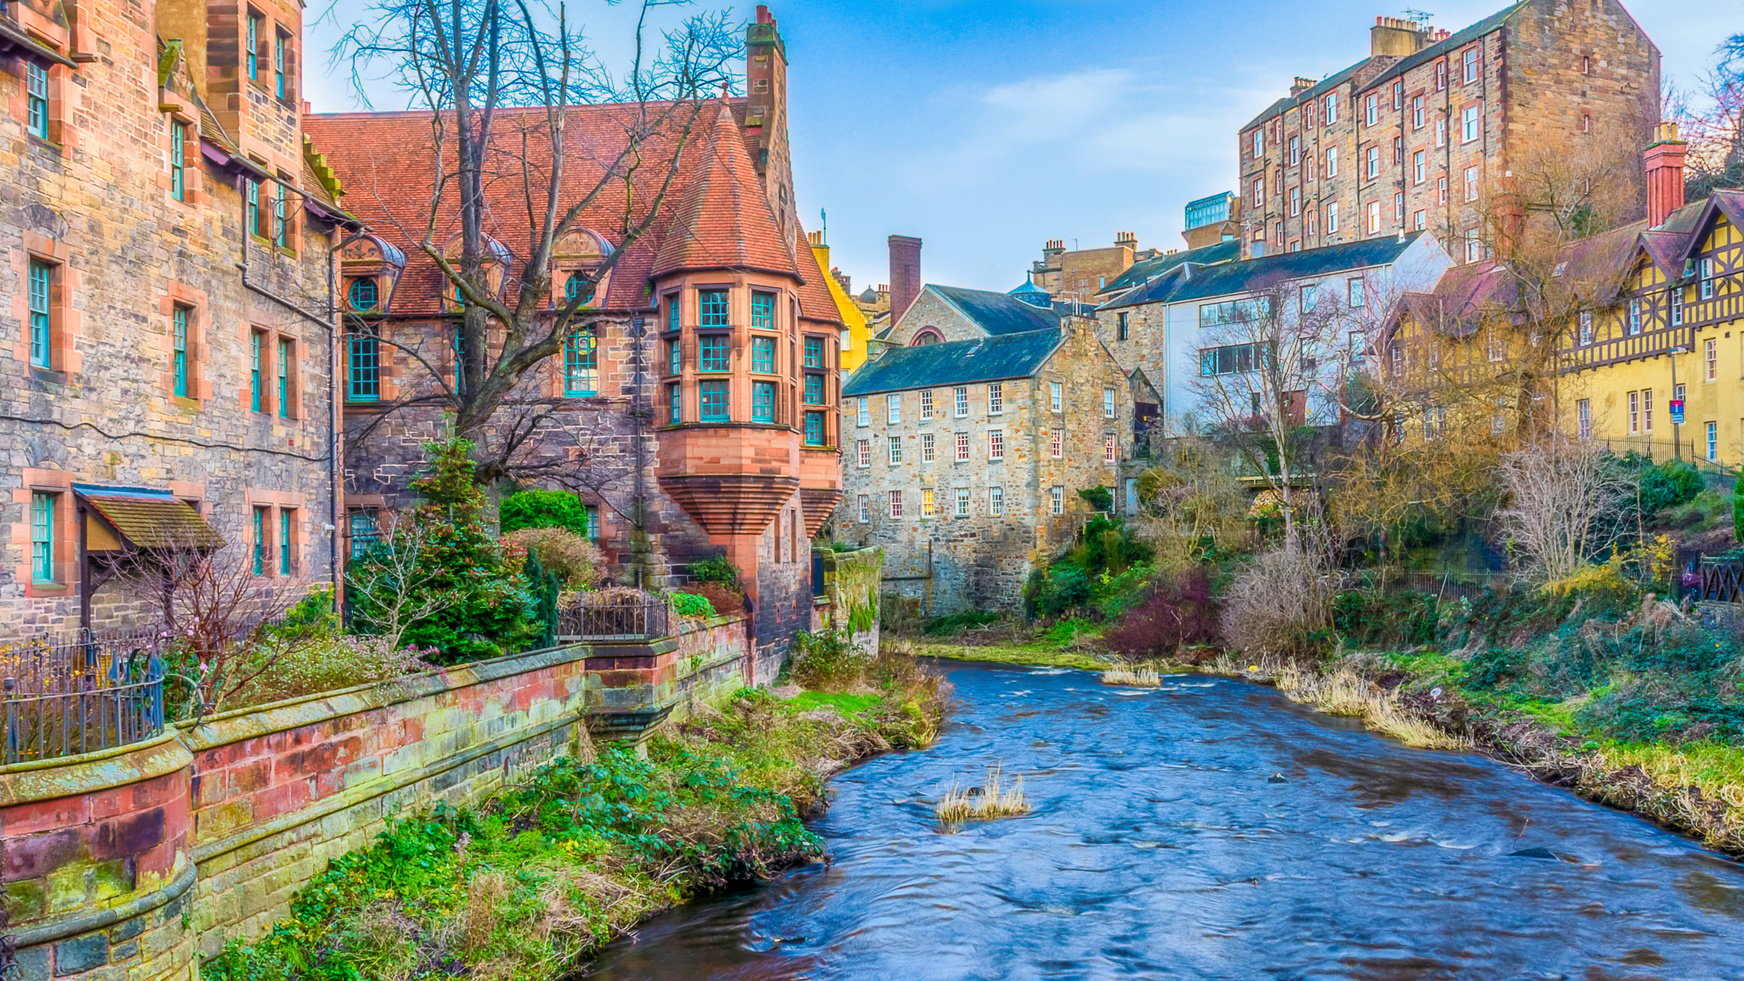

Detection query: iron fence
(557, 591), (672, 641)
(1, 630), (168, 765)
(1699, 554), (1744, 606)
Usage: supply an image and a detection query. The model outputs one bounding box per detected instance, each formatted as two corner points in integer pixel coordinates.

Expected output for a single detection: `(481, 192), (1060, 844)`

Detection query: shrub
(921, 610), (1000, 637)
(670, 592), (717, 620)
(499, 489), (592, 535)
(1220, 539), (1341, 657)
(1077, 486), (1113, 513)
(1636, 457), (1703, 515)
(687, 556), (743, 592)
(1734, 478), (1744, 542)
(225, 635), (432, 709)
(1104, 566), (1219, 660)
(789, 630), (872, 690)
(502, 527), (601, 588)
(348, 435), (537, 663)
(1023, 563), (1093, 620)
(679, 581), (743, 615)
(1331, 588), (1438, 648)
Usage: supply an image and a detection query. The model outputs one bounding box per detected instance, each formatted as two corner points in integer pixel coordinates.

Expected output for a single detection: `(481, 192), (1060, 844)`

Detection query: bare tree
(1678, 33), (1744, 200)
(1496, 436), (1633, 583)
(344, 510), (468, 649)
(336, 0), (741, 484)
(1131, 435), (1251, 565)
(1187, 279), (1364, 542)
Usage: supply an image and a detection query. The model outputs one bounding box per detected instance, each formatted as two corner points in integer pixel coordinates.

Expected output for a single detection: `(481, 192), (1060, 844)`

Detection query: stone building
(840, 312), (1130, 615)
(305, 7), (841, 676)
(0, 0), (347, 636)
(1237, 1), (1659, 262)
(1024, 233), (1156, 303)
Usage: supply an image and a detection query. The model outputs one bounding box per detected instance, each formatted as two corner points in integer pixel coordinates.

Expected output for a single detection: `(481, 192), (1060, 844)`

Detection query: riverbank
(201, 651), (950, 981)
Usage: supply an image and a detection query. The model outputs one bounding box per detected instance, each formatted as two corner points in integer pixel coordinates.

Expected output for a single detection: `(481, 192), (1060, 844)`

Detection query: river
(587, 661), (1744, 980)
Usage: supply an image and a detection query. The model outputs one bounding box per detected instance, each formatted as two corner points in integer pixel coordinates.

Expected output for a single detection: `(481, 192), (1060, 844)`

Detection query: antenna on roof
(820, 209), (828, 245)
(1402, 8), (1433, 25)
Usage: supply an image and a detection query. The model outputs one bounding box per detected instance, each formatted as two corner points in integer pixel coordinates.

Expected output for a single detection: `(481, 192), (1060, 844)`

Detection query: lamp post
(1669, 345), (1688, 461)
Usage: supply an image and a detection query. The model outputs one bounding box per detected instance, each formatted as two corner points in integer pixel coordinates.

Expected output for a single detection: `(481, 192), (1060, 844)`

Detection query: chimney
(1645, 122), (1688, 229)
(745, 7), (794, 246)
(1044, 239), (1066, 257)
(1371, 15), (1430, 58)
(1290, 76), (1317, 97)
(888, 235), (923, 325)
(1114, 231), (1138, 250)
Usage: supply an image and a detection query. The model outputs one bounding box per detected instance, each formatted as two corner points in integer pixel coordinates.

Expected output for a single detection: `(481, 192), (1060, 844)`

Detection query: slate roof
(1100, 239), (1239, 295)
(1243, 3), (1522, 130)
(843, 329), (1061, 396)
(1102, 233), (1424, 311)
(929, 285), (1067, 335)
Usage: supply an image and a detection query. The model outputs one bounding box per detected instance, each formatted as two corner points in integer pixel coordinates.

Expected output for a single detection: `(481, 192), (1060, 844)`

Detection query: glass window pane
(751, 291), (775, 330)
(699, 289), (729, 327)
(700, 380), (730, 421)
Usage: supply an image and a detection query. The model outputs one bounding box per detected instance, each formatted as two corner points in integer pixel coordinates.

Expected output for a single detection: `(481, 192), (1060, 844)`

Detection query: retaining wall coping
(190, 704), (585, 864)
(0, 731), (192, 807)
(7, 855), (196, 948)
(182, 643), (592, 753)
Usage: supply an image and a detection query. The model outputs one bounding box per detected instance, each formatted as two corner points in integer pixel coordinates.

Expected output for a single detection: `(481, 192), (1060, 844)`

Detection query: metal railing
(557, 590), (672, 641)
(1, 630), (167, 765)
(1699, 554), (1744, 605)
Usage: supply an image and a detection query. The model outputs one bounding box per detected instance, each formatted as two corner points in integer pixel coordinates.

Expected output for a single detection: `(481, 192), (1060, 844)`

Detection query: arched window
(910, 327), (944, 346)
(348, 277), (378, 312)
(564, 272), (588, 305)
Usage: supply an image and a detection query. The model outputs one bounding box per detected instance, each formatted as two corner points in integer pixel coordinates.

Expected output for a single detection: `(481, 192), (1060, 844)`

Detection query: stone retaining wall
(0, 615), (749, 980)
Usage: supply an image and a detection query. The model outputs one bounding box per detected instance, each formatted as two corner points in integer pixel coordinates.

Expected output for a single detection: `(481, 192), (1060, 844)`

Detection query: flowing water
(587, 661), (1744, 980)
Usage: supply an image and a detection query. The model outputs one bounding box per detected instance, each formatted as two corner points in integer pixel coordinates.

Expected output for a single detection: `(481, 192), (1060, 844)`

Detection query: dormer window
(348, 278), (379, 312)
(564, 272), (588, 305)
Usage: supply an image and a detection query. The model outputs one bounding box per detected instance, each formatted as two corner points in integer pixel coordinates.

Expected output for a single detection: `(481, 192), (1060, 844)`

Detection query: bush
(1332, 588), (1439, 648)
(679, 581), (744, 615)
(1734, 478), (1744, 542)
(921, 610), (1000, 637)
(687, 556), (743, 592)
(225, 635), (432, 709)
(499, 489), (593, 535)
(502, 527), (601, 588)
(1636, 457), (1703, 515)
(1220, 540), (1341, 657)
(1104, 566), (1219, 660)
(1023, 563), (1093, 620)
(670, 592), (717, 620)
(1078, 486), (1113, 512)
(789, 630), (872, 689)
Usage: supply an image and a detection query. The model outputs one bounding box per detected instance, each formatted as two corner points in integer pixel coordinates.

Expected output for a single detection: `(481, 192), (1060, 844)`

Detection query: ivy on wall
(822, 547), (883, 637)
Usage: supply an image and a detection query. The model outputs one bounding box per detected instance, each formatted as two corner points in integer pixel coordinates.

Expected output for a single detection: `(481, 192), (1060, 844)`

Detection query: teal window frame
(347, 330), (380, 402)
(803, 373), (824, 406)
(245, 12), (260, 79)
(348, 278), (378, 312)
(246, 179), (261, 236)
(563, 326), (598, 396)
(750, 291), (775, 330)
(273, 32), (287, 99)
(667, 293), (681, 331)
(348, 511), (379, 559)
(29, 492), (54, 583)
(169, 121), (186, 200)
(804, 411), (825, 447)
(803, 336), (824, 369)
(27, 259), (53, 369)
(277, 337), (293, 417)
(699, 289), (729, 328)
(584, 505), (600, 541)
(698, 335), (730, 373)
(271, 183), (289, 248)
(172, 305), (191, 397)
(25, 63), (48, 139)
(667, 339), (681, 376)
(452, 327), (466, 392)
(750, 336), (776, 374)
(251, 507), (267, 575)
(249, 330), (264, 411)
(699, 380), (730, 422)
(278, 509), (292, 574)
(752, 381), (776, 423)
(563, 272), (589, 306)
(668, 383), (682, 425)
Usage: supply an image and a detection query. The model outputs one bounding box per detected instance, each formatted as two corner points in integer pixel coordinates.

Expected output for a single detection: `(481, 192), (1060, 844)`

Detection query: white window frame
(857, 397), (869, 427)
(987, 429), (1004, 462)
(1706, 338), (1718, 382)
(1049, 486), (1064, 515)
(1050, 381), (1063, 413)
(1103, 387), (1116, 419)
(889, 490), (903, 518)
(921, 432), (936, 463)
(887, 394), (901, 424)
(953, 386), (969, 418)
(989, 486), (1005, 517)
(953, 488), (970, 518)
(888, 437), (903, 465)
(857, 494), (870, 523)
(987, 382), (1003, 416)
(1462, 105), (1480, 144)
(856, 439), (870, 468)
(954, 431), (969, 462)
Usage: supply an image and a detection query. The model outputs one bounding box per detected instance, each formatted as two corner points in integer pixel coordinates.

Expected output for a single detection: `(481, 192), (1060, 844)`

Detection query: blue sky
(306, 1), (1722, 294)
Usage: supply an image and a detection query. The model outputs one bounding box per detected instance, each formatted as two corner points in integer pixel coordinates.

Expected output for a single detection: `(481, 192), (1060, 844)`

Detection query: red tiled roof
(794, 228), (841, 325)
(304, 98), (818, 316)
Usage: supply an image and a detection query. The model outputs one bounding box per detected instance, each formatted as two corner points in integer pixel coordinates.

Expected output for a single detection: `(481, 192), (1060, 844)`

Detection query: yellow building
(1560, 189), (1744, 468)
(808, 231), (872, 371)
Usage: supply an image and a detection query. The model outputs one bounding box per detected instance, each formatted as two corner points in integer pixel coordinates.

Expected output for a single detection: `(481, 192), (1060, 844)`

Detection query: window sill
(170, 394), (201, 409)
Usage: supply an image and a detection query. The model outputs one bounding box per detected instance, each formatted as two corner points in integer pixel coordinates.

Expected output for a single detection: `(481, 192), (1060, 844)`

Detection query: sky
(304, 1), (1724, 295)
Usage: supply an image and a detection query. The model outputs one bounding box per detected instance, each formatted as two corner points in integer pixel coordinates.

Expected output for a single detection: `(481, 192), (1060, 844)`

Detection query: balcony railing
(557, 590), (672, 641)
(1, 630), (167, 765)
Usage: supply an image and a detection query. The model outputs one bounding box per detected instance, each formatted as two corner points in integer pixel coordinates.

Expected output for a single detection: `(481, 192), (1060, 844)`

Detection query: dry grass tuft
(935, 764), (1032, 825)
(1365, 698), (1471, 751)
(1101, 665), (1162, 687)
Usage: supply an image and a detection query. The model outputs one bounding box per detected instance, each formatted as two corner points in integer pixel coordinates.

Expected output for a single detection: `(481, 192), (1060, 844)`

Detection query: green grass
(779, 691), (881, 718)
(1601, 741), (1744, 795)
(910, 639), (1112, 672)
